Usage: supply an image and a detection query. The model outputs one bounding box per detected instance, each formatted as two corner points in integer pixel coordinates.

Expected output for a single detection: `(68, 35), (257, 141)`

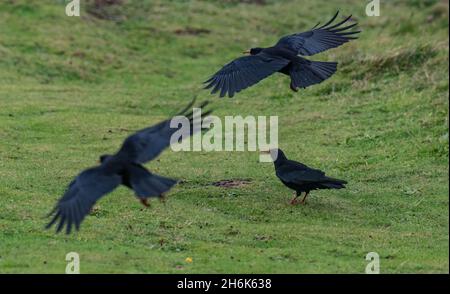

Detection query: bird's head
(260, 148), (286, 163)
(99, 154), (113, 164)
(243, 47), (263, 55)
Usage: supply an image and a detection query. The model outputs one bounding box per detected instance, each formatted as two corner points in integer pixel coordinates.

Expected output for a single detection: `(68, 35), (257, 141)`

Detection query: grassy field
(0, 0), (448, 273)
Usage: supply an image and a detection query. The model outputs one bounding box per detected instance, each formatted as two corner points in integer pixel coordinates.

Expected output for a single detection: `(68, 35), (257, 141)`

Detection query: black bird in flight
(205, 11), (360, 97)
(262, 149), (347, 205)
(46, 99), (212, 234)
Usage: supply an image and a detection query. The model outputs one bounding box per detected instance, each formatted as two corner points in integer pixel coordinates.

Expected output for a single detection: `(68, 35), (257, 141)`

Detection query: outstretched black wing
(204, 53), (290, 98)
(46, 166), (121, 234)
(117, 99), (212, 164)
(276, 11), (360, 56)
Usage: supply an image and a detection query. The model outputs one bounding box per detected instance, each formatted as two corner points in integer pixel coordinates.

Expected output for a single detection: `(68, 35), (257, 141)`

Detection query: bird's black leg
(290, 191), (301, 205)
(140, 198), (150, 207)
(299, 192), (310, 205)
(290, 81), (298, 92)
(159, 194), (166, 204)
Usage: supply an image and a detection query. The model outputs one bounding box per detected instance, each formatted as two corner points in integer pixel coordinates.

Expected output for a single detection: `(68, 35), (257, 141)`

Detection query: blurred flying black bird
(204, 11), (360, 97)
(46, 98), (212, 234)
(262, 149), (347, 205)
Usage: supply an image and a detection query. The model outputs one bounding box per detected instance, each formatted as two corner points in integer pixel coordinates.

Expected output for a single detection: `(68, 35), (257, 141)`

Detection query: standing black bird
(262, 149), (347, 205)
(46, 99), (212, 234)
(204, 11), (360, 97)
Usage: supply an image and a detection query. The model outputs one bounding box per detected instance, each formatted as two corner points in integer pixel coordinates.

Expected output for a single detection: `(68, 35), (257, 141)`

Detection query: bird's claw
(140, 198), (150, 208)
(299, 193), (309, 205)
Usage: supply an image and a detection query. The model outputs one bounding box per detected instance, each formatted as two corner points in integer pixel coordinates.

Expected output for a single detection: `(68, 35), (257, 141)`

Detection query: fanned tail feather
(290, 58), (337, 90)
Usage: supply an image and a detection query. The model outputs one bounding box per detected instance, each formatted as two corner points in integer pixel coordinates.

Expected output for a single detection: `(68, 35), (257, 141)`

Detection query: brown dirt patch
(174, 27), (211, 36)
(212, 179), (252, 188)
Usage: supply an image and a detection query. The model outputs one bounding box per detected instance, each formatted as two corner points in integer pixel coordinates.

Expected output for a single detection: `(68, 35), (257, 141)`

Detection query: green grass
(0, 0), (448, 273)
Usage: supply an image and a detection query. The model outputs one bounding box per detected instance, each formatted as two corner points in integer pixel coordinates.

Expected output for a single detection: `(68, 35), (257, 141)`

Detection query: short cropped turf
(0, 0), (448, 273)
